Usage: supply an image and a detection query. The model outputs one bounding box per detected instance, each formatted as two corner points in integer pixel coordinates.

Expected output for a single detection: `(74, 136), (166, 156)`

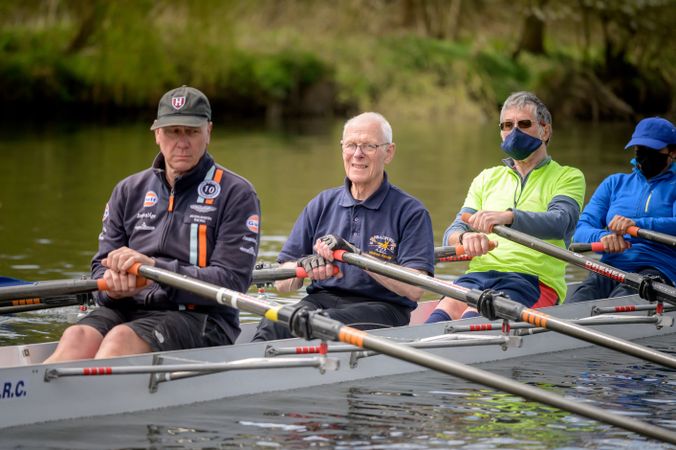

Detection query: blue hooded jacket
(573, 161), (676, 283)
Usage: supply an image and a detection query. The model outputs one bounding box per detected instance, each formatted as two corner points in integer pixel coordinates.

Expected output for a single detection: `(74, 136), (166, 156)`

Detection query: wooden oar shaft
(127, 262), (676, 444)
(333, 251), (676, 369)
(627, 226), (676, 247)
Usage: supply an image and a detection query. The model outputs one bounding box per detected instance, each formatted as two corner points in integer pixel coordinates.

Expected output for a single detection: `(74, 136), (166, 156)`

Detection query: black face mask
(635, 147), (670, 179)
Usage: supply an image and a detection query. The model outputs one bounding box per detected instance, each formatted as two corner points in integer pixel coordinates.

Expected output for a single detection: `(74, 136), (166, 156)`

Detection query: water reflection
(0, 335), (671, 449)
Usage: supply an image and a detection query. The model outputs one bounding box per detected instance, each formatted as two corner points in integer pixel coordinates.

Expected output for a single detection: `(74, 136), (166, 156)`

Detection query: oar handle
(568, 242), (606, 253)
(251, 265), (341, 284)
(627, 225), (676, 247)
(296, 265), (340, 278)
(96, 275), (148, 291)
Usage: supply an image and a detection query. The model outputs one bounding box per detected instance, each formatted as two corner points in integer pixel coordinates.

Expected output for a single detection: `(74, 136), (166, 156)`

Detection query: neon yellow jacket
(463, 159), (585, 301)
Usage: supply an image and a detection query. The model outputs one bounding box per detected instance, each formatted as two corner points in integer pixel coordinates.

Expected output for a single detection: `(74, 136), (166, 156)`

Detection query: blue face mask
(500, 127), (543, 161)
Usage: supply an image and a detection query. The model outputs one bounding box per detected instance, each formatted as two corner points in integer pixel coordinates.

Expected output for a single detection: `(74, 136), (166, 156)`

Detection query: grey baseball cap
(150, 85), (212, 130)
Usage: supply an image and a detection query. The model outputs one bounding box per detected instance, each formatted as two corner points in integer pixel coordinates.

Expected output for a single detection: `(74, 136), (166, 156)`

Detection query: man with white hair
(252, 112), (434, 341)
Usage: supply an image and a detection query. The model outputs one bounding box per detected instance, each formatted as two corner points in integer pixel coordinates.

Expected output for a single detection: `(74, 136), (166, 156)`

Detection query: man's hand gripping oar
(123, 261), (676, 445)
(461, 213), (676, 307)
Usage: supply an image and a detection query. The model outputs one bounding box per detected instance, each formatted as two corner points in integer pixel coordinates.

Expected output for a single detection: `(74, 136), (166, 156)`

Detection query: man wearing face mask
(426, 91), (585, 322)
(569, 117), (676, 302)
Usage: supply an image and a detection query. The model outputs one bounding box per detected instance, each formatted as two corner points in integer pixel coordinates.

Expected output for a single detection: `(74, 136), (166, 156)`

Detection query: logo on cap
(171, 96), (186, 110)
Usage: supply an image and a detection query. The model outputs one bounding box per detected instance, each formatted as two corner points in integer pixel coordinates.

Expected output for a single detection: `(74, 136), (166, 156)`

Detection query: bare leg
(435, 296), (475, 320)
(43, 325), (104, 363)
(95, 324), (152, 358)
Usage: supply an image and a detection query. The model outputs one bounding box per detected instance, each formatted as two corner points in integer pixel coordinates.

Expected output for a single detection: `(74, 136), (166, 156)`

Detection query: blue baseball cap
(625, 117), (676, 150)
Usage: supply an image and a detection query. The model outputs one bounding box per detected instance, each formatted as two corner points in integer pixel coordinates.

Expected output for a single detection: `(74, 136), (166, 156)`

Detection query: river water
(1, 118), (674, 448)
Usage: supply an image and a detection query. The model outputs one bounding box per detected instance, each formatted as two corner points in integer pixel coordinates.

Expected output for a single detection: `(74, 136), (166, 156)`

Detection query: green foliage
(0, 0), (673, 120)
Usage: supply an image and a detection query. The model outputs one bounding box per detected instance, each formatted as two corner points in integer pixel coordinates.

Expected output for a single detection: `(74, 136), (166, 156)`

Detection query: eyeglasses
(499, 119), (536, 131)
(341, 141), (389, 154)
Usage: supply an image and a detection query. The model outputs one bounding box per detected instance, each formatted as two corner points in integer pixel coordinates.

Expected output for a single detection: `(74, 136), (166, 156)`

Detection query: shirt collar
(338, 172), (391, 209)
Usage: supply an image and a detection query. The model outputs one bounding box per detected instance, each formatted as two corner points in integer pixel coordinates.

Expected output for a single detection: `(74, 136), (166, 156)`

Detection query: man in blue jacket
(45, 86), (261, 362)
(570, 117), (676, 301)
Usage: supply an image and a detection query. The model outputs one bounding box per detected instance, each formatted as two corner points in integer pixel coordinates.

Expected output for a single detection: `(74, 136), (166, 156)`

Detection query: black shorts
(78, 307), (233, 352)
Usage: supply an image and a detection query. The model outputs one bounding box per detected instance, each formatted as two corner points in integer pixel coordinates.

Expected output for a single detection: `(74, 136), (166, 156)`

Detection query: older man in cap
(45, 86), (261, 362)
(569, 117), (676, 302)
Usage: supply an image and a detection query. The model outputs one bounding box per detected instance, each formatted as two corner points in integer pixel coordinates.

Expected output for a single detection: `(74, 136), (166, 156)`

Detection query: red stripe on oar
(626, 226), (639, 237)
(469, 324), (494, 331)
(614, 305), (636, 313)
(83, 367), (113, 376)
(295, 346), (321, 354)
(437, 255), (473, 262)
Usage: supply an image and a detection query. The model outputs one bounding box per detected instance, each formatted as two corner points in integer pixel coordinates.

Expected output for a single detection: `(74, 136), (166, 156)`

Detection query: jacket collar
(152, 152), (214, 191)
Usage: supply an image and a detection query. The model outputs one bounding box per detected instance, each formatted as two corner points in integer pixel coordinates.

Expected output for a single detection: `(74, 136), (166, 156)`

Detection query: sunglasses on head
(499, 119), (535, 131)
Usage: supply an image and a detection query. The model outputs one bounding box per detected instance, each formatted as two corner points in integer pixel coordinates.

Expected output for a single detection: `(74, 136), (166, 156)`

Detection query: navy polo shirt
(278, 173), (435, 310)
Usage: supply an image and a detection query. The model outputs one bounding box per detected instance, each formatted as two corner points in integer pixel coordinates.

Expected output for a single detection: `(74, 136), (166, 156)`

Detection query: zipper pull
(168, 188), (175, 212)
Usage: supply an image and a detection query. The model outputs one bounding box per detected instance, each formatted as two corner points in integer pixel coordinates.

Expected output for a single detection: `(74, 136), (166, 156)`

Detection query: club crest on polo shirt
(143, 191), (158, 207)
(368, 235), (397, 260)
(198, 180), (221, 199)
(172, 96), (186, 110)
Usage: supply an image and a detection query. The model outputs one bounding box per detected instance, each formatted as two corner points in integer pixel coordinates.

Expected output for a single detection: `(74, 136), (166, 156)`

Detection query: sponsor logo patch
(189, 214), (212, 224)
(134, 222), (156, 231)
(171, 96), (186, 110)
(143, 191), (158, 208)
(197, 180), (221, 200)
(102, 203), (110, 222)
(246, 214), (260, 233)
(368, 235), (397, 260)
(153, 329), (165, 344)
(190, 204), (217, 213)
(136, 212), (157, 220)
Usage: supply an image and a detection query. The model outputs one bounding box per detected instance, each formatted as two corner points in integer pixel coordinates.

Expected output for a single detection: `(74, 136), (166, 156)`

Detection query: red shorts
(532, 283), (559, 308)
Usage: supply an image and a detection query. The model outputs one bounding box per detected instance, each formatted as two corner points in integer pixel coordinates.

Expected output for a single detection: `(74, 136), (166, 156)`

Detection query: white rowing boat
(0, 294), (673, 429)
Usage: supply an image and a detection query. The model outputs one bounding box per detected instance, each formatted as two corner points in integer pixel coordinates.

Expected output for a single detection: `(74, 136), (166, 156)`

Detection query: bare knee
(43, 325), (103, 364)
(95, 324), (152, 358)
(436, 296), (470, 320)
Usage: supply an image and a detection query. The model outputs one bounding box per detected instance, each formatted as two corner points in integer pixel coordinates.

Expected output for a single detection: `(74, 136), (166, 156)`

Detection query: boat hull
(0, 295), (673, 429)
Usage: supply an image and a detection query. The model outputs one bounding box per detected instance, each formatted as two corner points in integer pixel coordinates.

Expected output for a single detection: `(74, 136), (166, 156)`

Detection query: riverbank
(1, 1), (674, 122)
